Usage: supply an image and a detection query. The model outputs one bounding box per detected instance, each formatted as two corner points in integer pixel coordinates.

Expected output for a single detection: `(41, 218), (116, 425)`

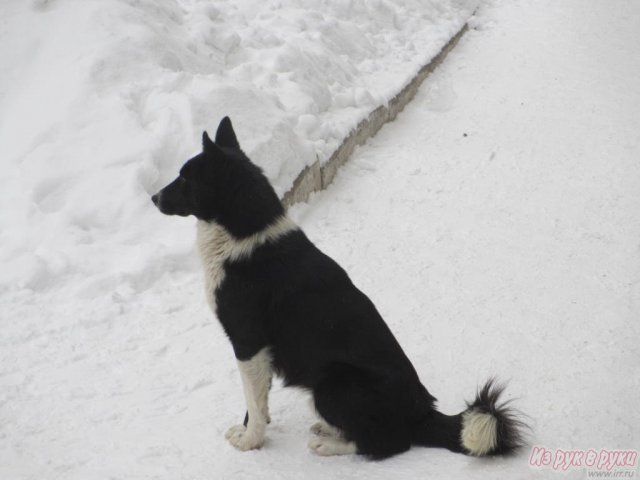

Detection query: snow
(2, 0), (640, 479)
(0, 0), (475, 294)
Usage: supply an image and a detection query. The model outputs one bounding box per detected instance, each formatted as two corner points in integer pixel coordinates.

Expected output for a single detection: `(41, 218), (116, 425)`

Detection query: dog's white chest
(196, 220), (229, 312)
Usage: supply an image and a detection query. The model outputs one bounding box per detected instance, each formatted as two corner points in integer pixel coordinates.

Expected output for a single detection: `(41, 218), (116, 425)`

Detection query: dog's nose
(151, 193), (159, 206)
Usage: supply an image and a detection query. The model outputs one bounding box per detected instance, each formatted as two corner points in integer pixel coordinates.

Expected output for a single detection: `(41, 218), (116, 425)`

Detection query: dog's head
(151, 117), (284, 237)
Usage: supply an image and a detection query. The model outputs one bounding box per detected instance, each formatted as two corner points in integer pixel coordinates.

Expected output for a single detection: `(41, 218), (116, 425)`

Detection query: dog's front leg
(225, 348), (272, 451)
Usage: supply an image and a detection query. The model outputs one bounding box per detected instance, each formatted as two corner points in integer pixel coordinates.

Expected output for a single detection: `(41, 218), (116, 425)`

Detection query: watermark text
(529, 446), (638, 475)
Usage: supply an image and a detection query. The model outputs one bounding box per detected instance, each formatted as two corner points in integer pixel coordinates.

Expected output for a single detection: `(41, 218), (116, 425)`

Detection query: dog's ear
(215, 116), (240, 149)
(202, 131), (220, 154)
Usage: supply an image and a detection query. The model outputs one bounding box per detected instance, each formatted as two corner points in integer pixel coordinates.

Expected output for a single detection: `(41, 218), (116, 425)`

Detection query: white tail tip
(461, 409), (498, 456)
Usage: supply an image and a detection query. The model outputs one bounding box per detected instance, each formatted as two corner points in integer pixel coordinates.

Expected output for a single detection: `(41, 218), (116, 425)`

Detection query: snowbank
(0, 0), (476, 294)
(2, 0), (639, 478)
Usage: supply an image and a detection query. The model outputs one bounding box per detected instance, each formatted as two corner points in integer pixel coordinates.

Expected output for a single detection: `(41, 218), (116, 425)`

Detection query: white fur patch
(461, 409), (498, 456)
(226, 347), (273, 451)
(310, 420), (342, 438)
(308, 436), (357, 456)
(196, 215), (298, 311)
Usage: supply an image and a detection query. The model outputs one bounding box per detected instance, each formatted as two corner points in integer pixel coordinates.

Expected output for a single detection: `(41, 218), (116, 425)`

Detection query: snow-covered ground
(2, 0), (640, 478)
(0, 0), (475, 295)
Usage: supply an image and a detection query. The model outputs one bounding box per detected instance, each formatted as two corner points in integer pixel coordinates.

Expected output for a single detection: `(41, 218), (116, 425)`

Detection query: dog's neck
(196, 215), (298, 306)
(196, 215), (298, 268)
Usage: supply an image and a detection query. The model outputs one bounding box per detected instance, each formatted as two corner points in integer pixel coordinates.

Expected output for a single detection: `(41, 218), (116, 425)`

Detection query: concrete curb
(282, 24), (469, 207)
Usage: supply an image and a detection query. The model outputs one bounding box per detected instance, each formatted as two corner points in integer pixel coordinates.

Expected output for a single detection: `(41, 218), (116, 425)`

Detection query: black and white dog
(151, 117), (525, 459)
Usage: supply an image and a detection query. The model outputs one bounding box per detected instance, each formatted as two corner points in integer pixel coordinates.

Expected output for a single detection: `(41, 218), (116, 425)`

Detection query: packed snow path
(2, 0), (639, 479)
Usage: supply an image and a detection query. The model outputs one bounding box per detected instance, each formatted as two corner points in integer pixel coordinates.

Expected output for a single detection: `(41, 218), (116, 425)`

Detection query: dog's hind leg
(225, 348), (273, 451)
(312, 364), (413, 458)
(309, 397), (342, 437)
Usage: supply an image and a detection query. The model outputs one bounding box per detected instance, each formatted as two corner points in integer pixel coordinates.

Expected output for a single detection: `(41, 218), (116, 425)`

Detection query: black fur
(152, 117), (527, 459)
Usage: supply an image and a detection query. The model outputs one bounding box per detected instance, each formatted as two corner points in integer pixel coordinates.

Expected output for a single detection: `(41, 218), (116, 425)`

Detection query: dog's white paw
(225, 425), (264, 451)
(308, 436), (357, 456)
(310, 421), (326, 435)
(310, 421), (341, 437)
(225, 424), (246, 440)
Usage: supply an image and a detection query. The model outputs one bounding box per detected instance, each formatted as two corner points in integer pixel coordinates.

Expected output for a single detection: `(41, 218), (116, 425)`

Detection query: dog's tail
(412, 379), (527, 456)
